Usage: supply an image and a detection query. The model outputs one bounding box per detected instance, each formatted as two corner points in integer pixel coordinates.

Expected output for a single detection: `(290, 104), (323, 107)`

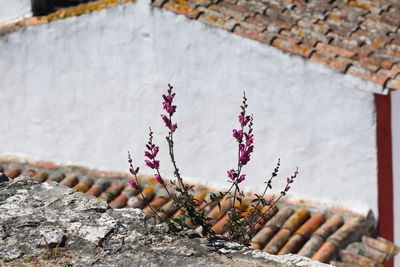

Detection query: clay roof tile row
(152, 0), (400, 90)
(0, 156), (398, 266)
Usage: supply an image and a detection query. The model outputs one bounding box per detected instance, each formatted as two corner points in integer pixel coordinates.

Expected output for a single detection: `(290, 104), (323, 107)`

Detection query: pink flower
(161, 115), (178, 132)
(239, 145), (253, 165)
(144, 151), (153, 159)
(153, 146), (159, 157)
(232, 129), (243, 141)
(237, 174), (246, 183)
(239, 115), (251, 126)
(161, 114), (171, 127)
(162, 93), (175, 103)
(171, 123), (178, 132)
(129, 180), (138, 189)
(245, 134), (254, 146)
(154, 174), (164, 185)
(145, 160), (160, 169)
(163, 102), (177, 115)
(227, 170), (236, 180)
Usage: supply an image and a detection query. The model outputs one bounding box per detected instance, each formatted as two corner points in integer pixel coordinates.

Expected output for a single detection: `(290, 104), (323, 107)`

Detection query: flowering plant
(127, 84), (298, 245)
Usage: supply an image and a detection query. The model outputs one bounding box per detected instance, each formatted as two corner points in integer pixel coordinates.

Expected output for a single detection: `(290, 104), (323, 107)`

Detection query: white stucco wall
(0, 0), (383, 216)
(0, 0), (32, 24)
(391, 90), (400, 267)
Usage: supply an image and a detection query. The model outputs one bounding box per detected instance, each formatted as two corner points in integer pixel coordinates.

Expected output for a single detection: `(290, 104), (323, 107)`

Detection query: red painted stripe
(375, 93), (394, 267)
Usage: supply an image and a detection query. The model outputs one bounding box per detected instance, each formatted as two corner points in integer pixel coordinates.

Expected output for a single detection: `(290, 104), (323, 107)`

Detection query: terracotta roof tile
(27, 161), (59, 169)
(98, 182), (125, 202)
(32, 170), (49, 183)
(143, 196), (170, 219)
(312, 241), (338, 263)
(328, 217), (364, 247)
(46, 171), (66, 183)
(313, 215), (344, 240)
(0, 158), (398, 266)
(5, 167), (22, 179)
(152, 0), (400, 90)
(157, 199), (179, 221)
(73, 176), (94, 192)
(298, 215), (344, 257)
(60, 174), (79, 188)
(346, 242), (387, 263)
(362, 236), (398, 255)
(339, 250), (380, 266)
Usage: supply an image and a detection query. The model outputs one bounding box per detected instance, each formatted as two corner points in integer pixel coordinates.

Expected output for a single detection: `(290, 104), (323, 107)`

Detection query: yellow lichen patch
(201, 186), (209, 191)
(142, 187), (155, 196)
(207, 15), (219, 23)
(271, 39), (282, 47)
(44, 0), (136, 22)
(208, 5), (219, 11)
(372, 39), (385, 48)
(329, 14), (340, 20)
(148, 176), (159, 184)
(300, 46), (309, 55)
(166, 1), (198, 15)
(194, 192), (208, 201)
(348, 1), (371, 11)
(234, 199), (248, 211)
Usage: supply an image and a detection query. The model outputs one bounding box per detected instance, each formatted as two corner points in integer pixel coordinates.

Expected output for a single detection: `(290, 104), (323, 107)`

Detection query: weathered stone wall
(0, 176), (330, 266)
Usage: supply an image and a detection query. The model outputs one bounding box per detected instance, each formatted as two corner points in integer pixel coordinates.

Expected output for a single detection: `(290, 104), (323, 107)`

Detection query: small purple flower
(145, 160), (153, 168)
(232, 129), (243, 141)
(245, 134), (254, 146)
(154, 174), (164, 185)
(145, 160), (160, 169)
(163, 102), (177, 115)
(161, 114), (171, 127)
(237, 174), (246, 183)
(239, 115), (251, 126)
(161, 114), (178, 132)
(153, 160), (160, 168)
(144, 151), (153, 159)
(239, 145), (253, 165)
(227, 170), (235, 180)
(129, 180), (138, 189)
(170, 123), (178, 132)
(240, 153), (250, 165)
(153, 146), (159, 157)
(162, 93), (175, 103)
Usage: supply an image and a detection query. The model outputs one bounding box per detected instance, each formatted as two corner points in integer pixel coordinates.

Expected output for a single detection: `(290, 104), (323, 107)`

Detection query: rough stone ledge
(0, 176), (331, 266)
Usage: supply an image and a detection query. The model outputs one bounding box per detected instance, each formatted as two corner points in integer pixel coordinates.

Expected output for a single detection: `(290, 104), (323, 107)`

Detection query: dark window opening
(31, 0), (95, 16)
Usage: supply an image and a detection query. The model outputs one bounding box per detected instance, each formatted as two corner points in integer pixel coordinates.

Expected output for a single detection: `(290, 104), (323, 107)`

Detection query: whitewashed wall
(0, 0), (31, 24)
(391, 90), (400, 267)
(0, 0), (383, 216)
